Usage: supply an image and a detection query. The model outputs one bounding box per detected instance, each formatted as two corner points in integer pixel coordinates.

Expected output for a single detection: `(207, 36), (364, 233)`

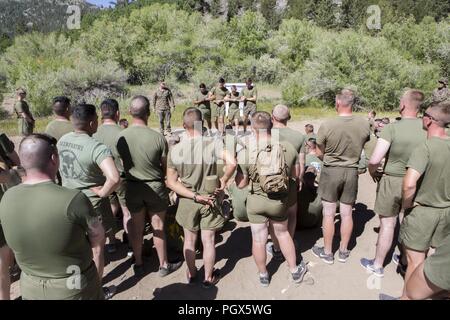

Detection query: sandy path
(7, 120), (405, 300)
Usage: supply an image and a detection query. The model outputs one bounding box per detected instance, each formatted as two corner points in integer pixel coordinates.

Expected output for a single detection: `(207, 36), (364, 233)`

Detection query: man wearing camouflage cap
(432, 78), (449, 103)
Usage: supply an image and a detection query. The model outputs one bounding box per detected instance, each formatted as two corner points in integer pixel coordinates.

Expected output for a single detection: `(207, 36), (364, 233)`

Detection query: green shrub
(0, 33), (127, 116)
(282, 30), (441, 110)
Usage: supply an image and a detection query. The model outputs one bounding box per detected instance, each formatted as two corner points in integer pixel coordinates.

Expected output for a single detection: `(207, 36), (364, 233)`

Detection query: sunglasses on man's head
(423, 112), (438, 122)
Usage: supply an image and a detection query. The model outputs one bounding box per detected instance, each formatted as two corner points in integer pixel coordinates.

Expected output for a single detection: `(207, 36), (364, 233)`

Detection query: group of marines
(0, 79), (449, 300)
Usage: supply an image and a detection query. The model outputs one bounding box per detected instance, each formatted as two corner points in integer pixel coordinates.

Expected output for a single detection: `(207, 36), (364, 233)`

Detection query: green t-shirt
(195, 90), (211, 110)
(241, 86), (258, 109)
(316, 116), (370, 168)
(276, 127), (306, 154)
(238, 140), (298, 197)
(0, 182), (97, 278)
(380, 118), (426, 177)
(210, 86), (229, 104)
(306, 133), (317, 140)
(14, 101), (33, 119)
(57, 132), (112, 197)
(407, 137), (450, 208)
(364, 133), (377, 160)
(167, 136), (224, 194)
(228, 91), (240, 110)
(45, 119), (73, 141)
(116, 126), (168, 183)
(93, 124), (123, 173)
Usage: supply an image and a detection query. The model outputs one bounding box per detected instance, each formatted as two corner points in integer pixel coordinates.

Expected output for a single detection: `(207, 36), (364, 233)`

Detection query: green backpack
(249, 144), (289, 197)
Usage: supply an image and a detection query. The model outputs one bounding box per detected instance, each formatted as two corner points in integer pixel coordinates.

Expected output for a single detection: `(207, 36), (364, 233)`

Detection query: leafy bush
(282, 30), (440, 110)
(0, 33), (127, 116)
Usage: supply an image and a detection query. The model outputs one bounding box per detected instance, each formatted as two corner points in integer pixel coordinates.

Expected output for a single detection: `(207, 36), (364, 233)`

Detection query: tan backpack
(249, 144), (289, 197)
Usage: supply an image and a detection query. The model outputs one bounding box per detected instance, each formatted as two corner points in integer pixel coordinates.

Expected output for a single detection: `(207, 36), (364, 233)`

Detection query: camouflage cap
(438, 77), (448, 85)
(16, 87), (27, 95)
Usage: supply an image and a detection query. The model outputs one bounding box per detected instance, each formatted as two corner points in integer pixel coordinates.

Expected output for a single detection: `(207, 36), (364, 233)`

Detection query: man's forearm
(221, 164), (236, 185)
(98, 178), (119, 198)
(402, 186), (416, 209)
(167, 180), (196, 199)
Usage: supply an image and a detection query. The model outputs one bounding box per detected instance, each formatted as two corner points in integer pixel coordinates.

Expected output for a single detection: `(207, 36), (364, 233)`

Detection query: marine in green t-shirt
(399, 102), (450, 287)
(14, 89), (35, 136)
(57, 104), (119, 239)
(407, 137), (450, 208)
(193, 84), (212, 130)
(0, 134), (105, 300)
(238, 139), (299, 222)
(45, 120), (73, 141)
(240, 79), (258, 133)
(45, 96), (73, 141)
(209, 80), (230, 127)
(226, 86), (241, 134)
(58, 132), (112, 196)
(115, 96), (181, 278)
(166, 107), (236, 286)
(313, 91), (370, 264)
(94, 124), (123, 173)
(234, 111), (305, 285)
(380, 118), (427, 177)
(317, 116), (371, 168)
(276, 127), (306, 155)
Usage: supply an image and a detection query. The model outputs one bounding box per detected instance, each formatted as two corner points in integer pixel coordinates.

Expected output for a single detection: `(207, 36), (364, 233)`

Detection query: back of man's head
(19, 134), (57, 172)
(429, 100), (450, 128)
(52, 96), (71, 117)
(272, 104), (291, 123)
(100, 99), (119, 120)
(305, 124), (314, 134)
(252, 111), (273, 131)
(72, 104), (97, 129)
(402, 89), (424, 112)
(336, 89), (355, 108)
(130, 96), (150, 120)
(183, 107), (203, 131)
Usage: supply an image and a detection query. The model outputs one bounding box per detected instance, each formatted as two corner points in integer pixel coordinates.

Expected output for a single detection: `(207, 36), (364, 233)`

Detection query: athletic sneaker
(360, 258), (384, 277)
(259, 273), (270, 287)
(291, 261), (308, 283)
(312, 246), (334, 264)
(266, 242), (285, 262)
(338, 249), (351, 263)
(103, 286), (117, 300)
(379, 293), (398, 300)
(159, 261), (183, 277)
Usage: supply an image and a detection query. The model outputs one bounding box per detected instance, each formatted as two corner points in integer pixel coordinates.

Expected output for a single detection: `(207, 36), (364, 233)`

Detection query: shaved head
(183, 107), (202, 131)
(336, 89), (355, 108)
(19, 134), (57, 172)
(252, 111), (273, 131)
(130, 96), (150, 120)
(272, 104), (291, 123)
(402, 89), (424, 111)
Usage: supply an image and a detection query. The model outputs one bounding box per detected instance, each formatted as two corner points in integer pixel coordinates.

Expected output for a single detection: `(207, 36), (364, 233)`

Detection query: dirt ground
(7, 119), (405, 300)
